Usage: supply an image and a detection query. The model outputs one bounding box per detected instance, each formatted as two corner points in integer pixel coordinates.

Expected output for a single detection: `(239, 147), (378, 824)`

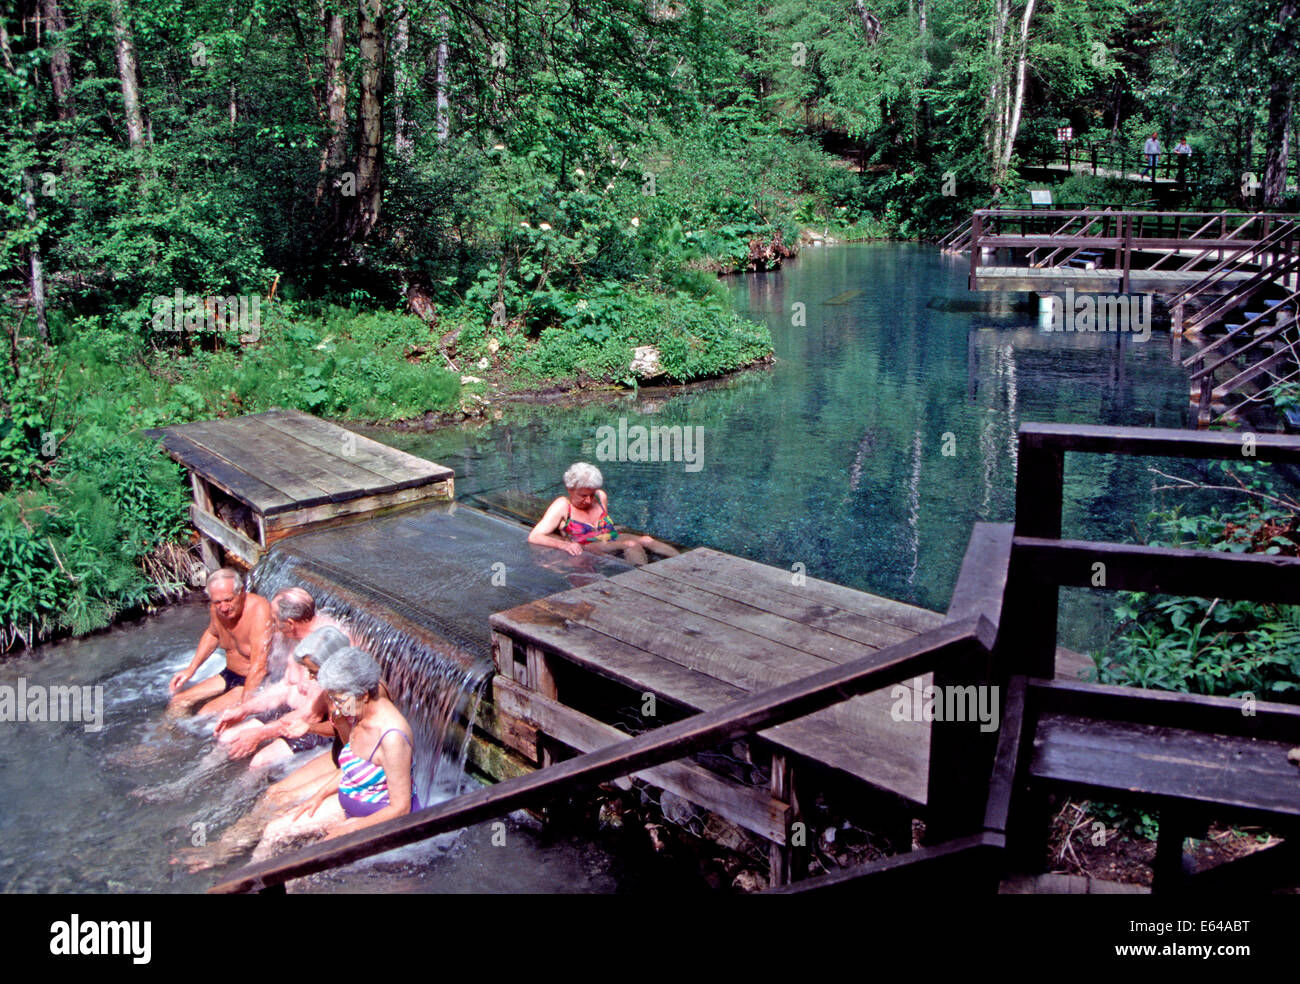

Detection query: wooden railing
(210, 615), (997, 893)
(969, 209), (1300, 293)
(1007, 422), (1300, 677)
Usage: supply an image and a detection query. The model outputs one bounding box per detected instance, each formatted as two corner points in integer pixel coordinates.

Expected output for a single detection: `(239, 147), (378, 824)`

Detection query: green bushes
(448, 282), (772, 384)
(1090, 462), (1300, 700)
(0, 436), (190, 648)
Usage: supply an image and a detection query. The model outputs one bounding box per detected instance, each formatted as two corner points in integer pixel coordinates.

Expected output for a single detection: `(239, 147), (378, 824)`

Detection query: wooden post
(926, 646), (998, 842)
(1121, 213), (1132, 294)
(1173, 301), (1184, 336)
(189, 473), (221, 571)
(969, 211), (982, 290)
(1152, 806), (1189, 893)
(769, 753), (793, 888)
(526, 644), (558, 769)
(1007, 434), (1064, 678)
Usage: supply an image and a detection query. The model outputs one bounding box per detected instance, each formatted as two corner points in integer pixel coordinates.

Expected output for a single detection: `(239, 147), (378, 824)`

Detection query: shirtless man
(168, 568), (272, 717)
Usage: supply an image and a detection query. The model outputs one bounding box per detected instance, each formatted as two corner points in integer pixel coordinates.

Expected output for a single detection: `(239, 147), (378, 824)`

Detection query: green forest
(1, 0), (1297, 645)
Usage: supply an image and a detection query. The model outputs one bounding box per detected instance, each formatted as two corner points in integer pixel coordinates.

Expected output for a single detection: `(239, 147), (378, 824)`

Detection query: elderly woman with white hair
(528, 462), (678, 565)
(291, 646), (421, 840)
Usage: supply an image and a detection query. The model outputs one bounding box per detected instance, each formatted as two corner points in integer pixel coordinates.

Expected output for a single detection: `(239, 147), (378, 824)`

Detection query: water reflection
(381, 243), (1193, 649)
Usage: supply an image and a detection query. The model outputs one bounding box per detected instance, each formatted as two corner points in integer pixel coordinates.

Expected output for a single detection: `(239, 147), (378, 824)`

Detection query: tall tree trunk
(1262, 0), (1297, 207)
(315, 6), (348, 206)
(435, 9), (450, 142)
(354, 0), (386, 240)
(987, 0), (1035, 193)
(1001, 0), (1036, 168)
(392, 5), (412, 158)
(853, 0), (882, 43)
(109, 0), (147, 150)
(987, 0), (1009, 190)
(20, 172), (49, 344)
(42, 0), (76, 121)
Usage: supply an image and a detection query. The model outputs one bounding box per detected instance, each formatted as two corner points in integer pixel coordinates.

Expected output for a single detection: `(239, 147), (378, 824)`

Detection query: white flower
(539, 222), (552, 231)
(630, 217), (640, 227)
(493, 143), (505, 151)
(575, 168), (585, 177)
(520, 221), (530, 228)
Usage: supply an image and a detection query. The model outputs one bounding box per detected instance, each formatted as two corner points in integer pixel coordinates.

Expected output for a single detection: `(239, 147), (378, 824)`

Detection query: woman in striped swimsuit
(294, 647), (421, 838)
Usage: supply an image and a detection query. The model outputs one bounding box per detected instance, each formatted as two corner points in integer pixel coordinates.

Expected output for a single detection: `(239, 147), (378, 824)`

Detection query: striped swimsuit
(337, 727), (420, 818)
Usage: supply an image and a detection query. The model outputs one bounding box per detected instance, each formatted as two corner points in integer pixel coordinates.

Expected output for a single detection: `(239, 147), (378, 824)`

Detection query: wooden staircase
(1172, 220), (1300, 425)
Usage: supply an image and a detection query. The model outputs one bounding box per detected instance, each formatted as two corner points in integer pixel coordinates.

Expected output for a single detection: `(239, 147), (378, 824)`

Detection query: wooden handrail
(1017, 421), (1300, 462)
(210, 616), (995, 893)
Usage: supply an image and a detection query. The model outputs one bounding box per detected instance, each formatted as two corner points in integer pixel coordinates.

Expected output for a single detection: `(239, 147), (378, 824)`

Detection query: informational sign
(1056, 126), (1074, 142)
(1029, 188), (1054, 206)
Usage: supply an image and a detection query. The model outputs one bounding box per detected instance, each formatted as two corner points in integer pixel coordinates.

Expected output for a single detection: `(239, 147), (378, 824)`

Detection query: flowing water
(2, 243), (1209, 893)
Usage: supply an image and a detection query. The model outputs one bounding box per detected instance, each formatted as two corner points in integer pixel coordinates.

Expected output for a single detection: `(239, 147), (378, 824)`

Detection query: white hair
(316, 646), (382, 698)
(563, 462), (603, 490)
(205, 568), (244, 596)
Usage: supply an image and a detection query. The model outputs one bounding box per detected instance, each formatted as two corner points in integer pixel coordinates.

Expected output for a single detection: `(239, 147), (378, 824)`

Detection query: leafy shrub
(1090, 462), (1300, 700)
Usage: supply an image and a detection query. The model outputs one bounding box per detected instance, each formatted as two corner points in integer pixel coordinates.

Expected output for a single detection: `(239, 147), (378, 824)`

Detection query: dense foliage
(1091, 461), (1300, 700)
(1, 0), (1295, 652)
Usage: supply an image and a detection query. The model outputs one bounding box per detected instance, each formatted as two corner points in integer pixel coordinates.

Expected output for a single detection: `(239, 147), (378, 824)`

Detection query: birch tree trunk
(20, 172), (49, 344)
(435, 9), (450, 143)
(392, 5), (413, 158)
(1001, 0), (1036, 167)
(987, 0), (1035, 193)
(109, 0), (147, 150)
(315, 6), (348, 206)
(355, 0), (386, 240)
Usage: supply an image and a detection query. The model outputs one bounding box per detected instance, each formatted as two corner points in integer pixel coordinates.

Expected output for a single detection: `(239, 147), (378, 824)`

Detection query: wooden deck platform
(488, 546), (1086, 883)
(145, 408), (454, 567)
(972, 266), (1253, 295)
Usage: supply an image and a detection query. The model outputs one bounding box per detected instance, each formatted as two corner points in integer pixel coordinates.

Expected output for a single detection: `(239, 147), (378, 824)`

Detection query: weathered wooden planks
(1031, 712), (1300, 822)
(146, 410), (455, 567)
(489, 549), (940, 806)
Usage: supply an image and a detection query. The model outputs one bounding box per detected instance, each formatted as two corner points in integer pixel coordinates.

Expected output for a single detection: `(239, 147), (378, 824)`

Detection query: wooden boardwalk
(146, 408), (454, 567)
(973, 265), (1252, 295)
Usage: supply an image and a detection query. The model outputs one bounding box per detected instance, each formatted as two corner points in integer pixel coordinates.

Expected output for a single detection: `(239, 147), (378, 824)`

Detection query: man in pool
(213, 587), (343, 734)
(167, 568), (273, 717)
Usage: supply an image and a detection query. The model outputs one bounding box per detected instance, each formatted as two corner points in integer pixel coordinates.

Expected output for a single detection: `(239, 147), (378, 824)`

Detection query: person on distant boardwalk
(168, 568), (272, 716)
(1141, 132), (1161, 181)
(529, 462), (679, 566)
(1174, 137), (1192, 187)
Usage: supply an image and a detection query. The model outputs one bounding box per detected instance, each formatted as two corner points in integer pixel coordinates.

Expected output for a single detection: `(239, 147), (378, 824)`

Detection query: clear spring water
(377, 242), (1200, 650)
(1, 243), (1217, 892)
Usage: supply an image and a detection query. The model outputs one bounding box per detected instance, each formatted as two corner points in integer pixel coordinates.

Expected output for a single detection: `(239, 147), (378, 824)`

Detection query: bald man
(168, 568), (272, 716)
(214, 588), (347, 762)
